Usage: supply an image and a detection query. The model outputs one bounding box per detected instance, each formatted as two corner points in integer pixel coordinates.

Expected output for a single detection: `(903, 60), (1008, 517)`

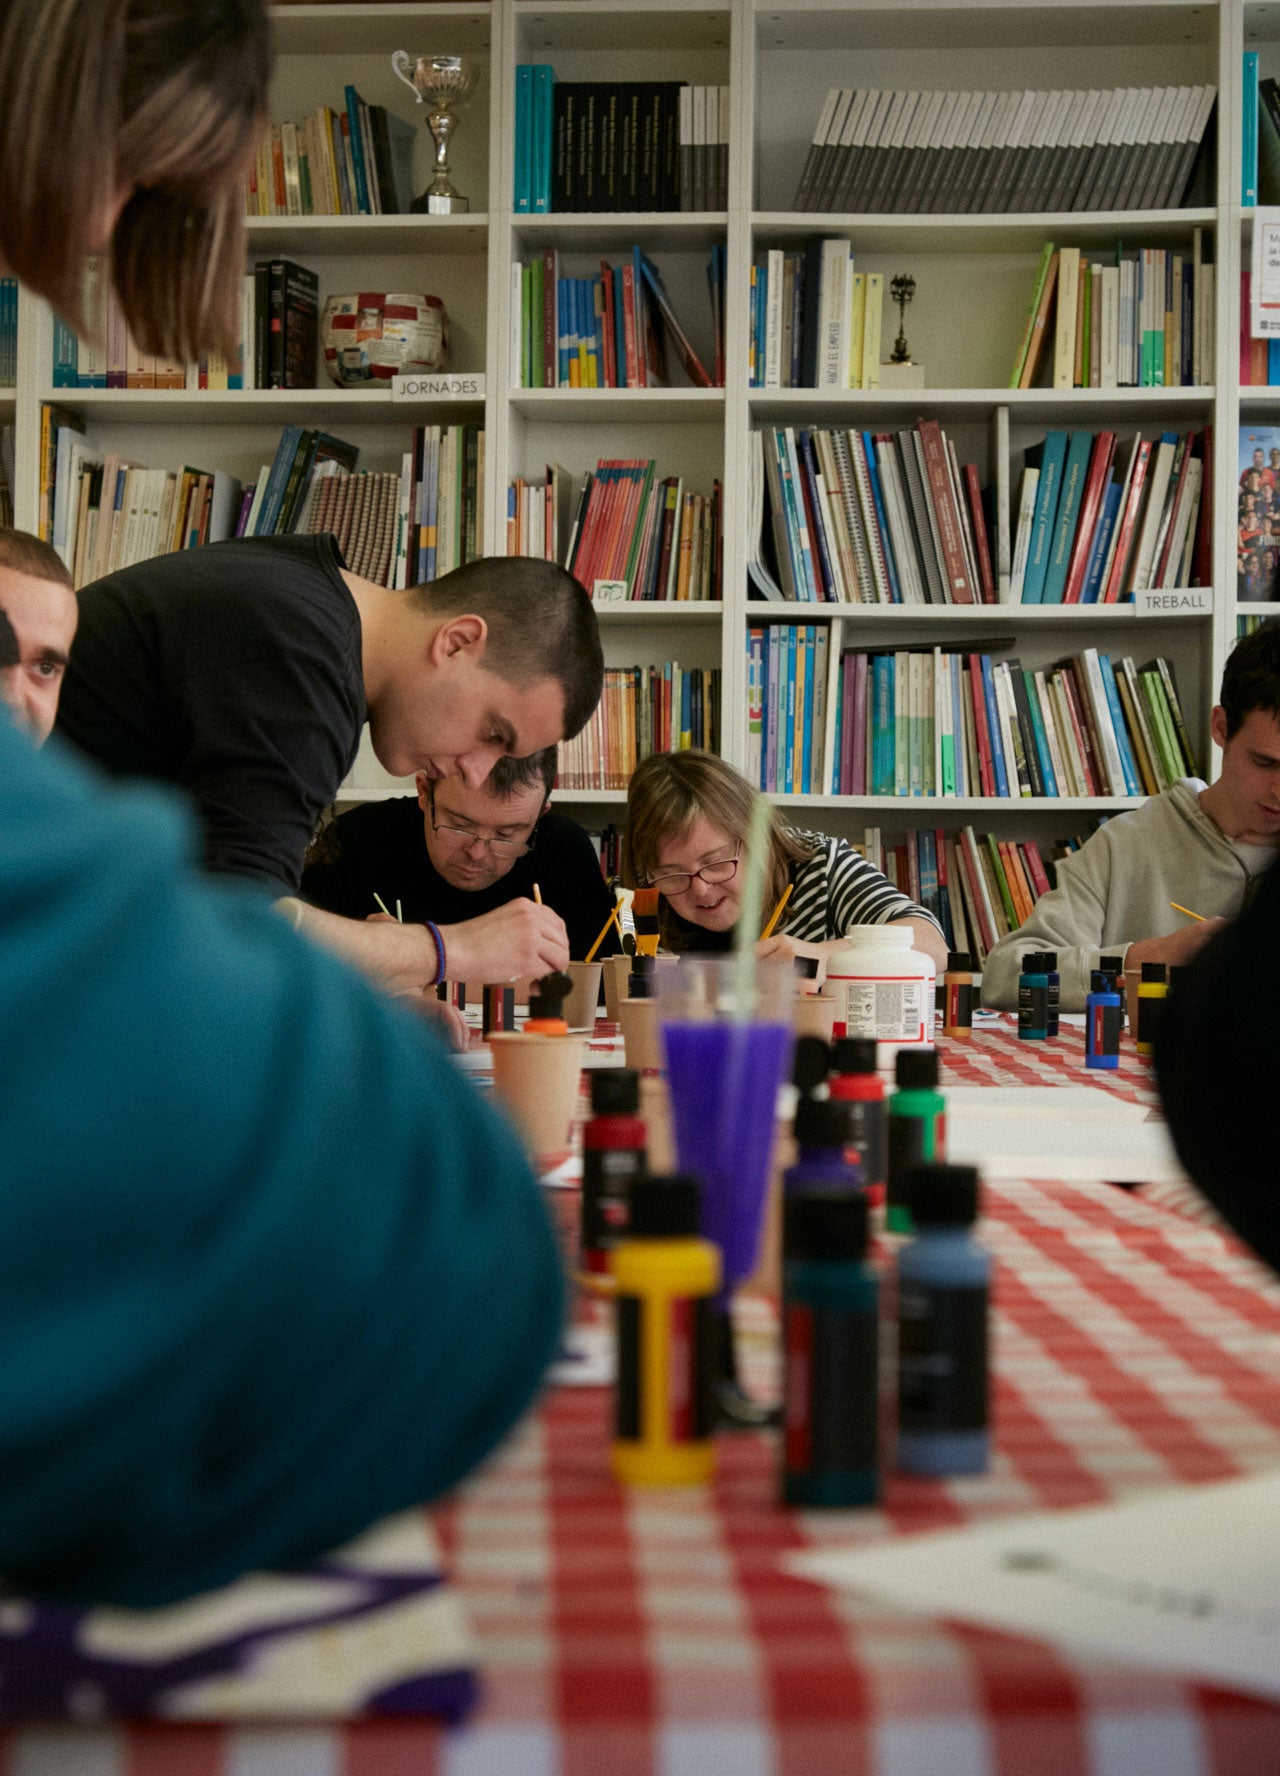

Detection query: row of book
(749, 421), (1000, 606)
(1010, 235), (1215, 392)
(1240, 274), (1280, 387)
(749, 242), (884, 390)
(506, 460), (721, 602)
(244, 87), (415, 217)
(0, 278), (15, 389)
(557, 663), (721, 791)
(1011, 427), (1208, 605)
(513, 248), (721, 389)
(747, 628), (1199, 803)
(793, 85), (1216, 216)
(522, 80), (724, 214)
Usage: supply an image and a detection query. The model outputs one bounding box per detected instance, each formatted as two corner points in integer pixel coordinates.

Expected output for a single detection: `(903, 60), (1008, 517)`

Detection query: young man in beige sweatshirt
(982, 620), (1280, 1012)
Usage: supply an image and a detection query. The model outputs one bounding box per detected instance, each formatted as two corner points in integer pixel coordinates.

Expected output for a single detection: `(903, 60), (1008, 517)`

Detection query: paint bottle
(1084, 969), (1121, 1070)
(627, 954), (655, 999)
(942, 951), (974, 1040)
(782, 1189), (879, 1507)
(886, 1050), (945, 1236)
(828, 1037), (887, 1208)
(1040, 950), (1061, 1037)
(612, 1174), (720, 1487)
(581, 1068), (647, 1274)
(825, 925), (936, 1059)
(482, 984), (515, 1036)
(1099, 953), (1126, 1028)
(525, 970), (572, 1035)
(896, 1162), (990, 1477)
(784, 1096), (863, 1197)
(1017, 952), (1049, 1041)
(1134, 961), (1168, 1058)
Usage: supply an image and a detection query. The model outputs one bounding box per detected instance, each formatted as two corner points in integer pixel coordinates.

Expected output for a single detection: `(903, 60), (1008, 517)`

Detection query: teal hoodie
(0, 717), (562, 1607)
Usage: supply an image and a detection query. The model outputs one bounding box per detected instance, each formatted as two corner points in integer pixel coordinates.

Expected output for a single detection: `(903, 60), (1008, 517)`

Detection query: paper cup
(602, 954), (632, 1022)
(639, 1074), (674, 1174)
(793, 990), (837, 1042)
(618, 994), (663, 1074)
(488, 1032), (585, 1172)
(563, 960), (603, 1030)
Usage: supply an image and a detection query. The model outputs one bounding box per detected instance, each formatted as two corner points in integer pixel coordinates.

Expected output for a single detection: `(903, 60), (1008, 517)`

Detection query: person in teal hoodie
(0, 710), (563, 1608)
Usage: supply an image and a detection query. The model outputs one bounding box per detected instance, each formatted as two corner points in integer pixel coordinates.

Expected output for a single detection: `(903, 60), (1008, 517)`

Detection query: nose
(456, 744), (504, 790)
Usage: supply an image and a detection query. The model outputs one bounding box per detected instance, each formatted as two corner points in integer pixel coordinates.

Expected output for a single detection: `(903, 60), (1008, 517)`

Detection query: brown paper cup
(638, 1074), (674, 1174)
(488, 1032), (585, 1172)
(563, 960), (603, 1030)
(793, 990), (837, 1042)
(618, 995), (664, 1075)
(602, 954), (632, 1022)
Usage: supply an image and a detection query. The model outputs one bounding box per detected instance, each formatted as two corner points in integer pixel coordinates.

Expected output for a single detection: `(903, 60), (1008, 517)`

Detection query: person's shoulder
(331, 795), (421, 844)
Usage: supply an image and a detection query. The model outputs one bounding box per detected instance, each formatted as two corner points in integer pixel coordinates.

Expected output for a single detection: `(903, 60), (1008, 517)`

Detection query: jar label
(835, 973), (928, 1043)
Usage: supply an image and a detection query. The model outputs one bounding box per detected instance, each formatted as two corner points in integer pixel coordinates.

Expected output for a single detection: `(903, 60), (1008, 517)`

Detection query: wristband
(424, 920), (446, 987)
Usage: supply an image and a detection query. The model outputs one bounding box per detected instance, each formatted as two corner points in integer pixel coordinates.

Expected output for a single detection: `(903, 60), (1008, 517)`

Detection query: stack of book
(792, 85), (1217, 215)
(1010, 234), (1214, 390)
(581, 823), (623, 882)
(0, 278), (15, 388)
(245, 87), (416, 216)
(515, 78), (724, 212)
(748, 629), (1199, 801)
(750, 422), (998, 605)
(749, 241), (883, 389)
(553, 458), (721, 601)
(1010, 427), (1209, 604)
(236, 426), (359, 543)
(299, 472), (404, 589)
(558, 662), (720, 790)
(514, 247), (720, 388)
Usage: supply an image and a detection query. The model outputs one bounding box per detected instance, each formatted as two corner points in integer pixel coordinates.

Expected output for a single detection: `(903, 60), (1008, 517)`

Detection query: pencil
(395, 898), (403, 924)
(373, 893), (392, 918)
(760, 881), (794, 940)
(533, 883), (543, 905)
(1169, 901), (1206, 922)
(583, 903), (625, 964)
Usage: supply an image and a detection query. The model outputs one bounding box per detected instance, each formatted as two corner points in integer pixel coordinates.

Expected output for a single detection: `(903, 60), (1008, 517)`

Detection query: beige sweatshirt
(980, 780), (1277, 1012)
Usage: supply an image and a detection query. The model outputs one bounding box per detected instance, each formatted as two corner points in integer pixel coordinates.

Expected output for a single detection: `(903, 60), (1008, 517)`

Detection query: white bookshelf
(5, 0), (1269, 829)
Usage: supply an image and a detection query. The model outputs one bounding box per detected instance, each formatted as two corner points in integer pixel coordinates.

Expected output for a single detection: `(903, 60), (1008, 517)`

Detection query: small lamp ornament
(889, 273), (916, 364)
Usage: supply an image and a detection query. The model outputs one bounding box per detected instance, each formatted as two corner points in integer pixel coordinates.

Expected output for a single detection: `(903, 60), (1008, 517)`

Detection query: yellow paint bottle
(611, 1175), (720, 1487)
(1135, 962), (1168, 1057)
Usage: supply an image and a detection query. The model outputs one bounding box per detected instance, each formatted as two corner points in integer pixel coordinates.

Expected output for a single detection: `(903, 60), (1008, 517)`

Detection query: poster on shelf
(1238, 426), (1280, 602)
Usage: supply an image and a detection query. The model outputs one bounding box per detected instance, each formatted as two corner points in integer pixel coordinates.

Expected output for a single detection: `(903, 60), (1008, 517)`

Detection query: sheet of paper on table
(787, 1469), (1280, 1702)
(945, 1088), (1185, 1183)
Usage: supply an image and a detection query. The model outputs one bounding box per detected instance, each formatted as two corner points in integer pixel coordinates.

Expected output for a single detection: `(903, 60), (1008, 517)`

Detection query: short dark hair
(1222, 617), (1280, 738)
(410, 557), (603, 740)
(0, 529), (74, 590)
(488, 745), (557, 800)
(0, 608), (18, 670)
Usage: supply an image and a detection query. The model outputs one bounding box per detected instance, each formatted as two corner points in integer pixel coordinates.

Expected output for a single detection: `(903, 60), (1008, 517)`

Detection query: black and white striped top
(784, 829), (942, 943)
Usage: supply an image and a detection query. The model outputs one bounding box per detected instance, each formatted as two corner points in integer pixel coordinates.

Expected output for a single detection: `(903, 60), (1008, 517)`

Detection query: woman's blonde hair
(0, 0), (272, 362)
(623, 750), (815, 950)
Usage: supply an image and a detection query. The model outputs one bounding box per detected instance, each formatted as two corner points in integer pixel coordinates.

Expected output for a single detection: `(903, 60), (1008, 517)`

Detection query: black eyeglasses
(647, 848), (741, 896)
(428, 784), (540, 857)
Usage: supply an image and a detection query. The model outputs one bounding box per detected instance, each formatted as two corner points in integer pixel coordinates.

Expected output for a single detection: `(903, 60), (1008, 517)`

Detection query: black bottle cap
(1089, 970), (1117, 994)
(793, 1035), (832, 1096)
(590, 1068), (640, 1115)
(895, 1048), (939, 1089)
(1140, 962), (1168, 983)
(1041, 951), (1058, 970)
(794, 1093), (855, 1150)
(1021, 951), (1046, 973)
(784, 1188), (869, 1264)
(946, 951), (972, 972)
(628, 1173), (700, 1237)
(529, 970), (572, 1018)
(1099, 954), (1125, 974)
(831, 1035), (878, 1075)
(909, 1162), (980, 1227)
(627, 954), (655, 998)
(793, 954), (820, 980)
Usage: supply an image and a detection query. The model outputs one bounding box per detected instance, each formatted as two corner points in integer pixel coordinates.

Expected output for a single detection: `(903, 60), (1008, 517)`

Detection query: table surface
(7, 1023), (1280, 1776)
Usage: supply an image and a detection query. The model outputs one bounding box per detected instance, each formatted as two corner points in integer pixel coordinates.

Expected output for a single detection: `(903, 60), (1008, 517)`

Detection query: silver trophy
(391, 52), (478, 214)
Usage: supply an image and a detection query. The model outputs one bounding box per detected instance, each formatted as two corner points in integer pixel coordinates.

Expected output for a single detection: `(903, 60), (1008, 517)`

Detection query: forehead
(482, 671), (566, 754)
(1238, 707), (1280, 756)
(655, 813), (735, 865)
(0, 567), (77, 652)
(435, 771), (542, 821)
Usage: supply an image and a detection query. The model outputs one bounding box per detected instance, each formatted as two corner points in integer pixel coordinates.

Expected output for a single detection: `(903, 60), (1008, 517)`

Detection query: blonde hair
(0, 0), (271, 361)
(623, 750), (815, 950)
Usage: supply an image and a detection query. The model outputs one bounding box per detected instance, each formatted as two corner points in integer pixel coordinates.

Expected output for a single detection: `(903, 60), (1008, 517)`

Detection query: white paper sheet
(788, 1469), (1280, 1701)
(944, 1086), (1150, 1125)
(946, 1104), (1185, 1183)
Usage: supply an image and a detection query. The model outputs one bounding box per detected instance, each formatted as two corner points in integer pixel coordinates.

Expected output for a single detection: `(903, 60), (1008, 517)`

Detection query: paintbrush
(632, 887), (661, 956)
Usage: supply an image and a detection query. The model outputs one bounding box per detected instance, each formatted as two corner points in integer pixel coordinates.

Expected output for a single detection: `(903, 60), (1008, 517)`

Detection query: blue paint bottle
(783, 1190), (880, 1507)
(1085, 970), (1122, 1070)
(1017, 952), (1049, 1041)
(784, 1096), (863, 1197)
(896, 1163), (990, 1477)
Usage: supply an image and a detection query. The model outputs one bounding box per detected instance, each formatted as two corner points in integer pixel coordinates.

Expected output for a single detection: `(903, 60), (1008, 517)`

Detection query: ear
(427, 614), (487, 665)
(415, 771), (431, 811)
(1210, 704), (1229, 750)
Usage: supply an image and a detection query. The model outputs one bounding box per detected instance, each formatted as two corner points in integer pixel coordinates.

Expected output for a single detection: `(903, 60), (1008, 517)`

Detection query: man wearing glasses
(301, 748), (620, 984)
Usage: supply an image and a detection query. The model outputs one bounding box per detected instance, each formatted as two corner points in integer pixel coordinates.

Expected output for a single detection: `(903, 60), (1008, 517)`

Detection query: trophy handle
(390, 50), (423, 101)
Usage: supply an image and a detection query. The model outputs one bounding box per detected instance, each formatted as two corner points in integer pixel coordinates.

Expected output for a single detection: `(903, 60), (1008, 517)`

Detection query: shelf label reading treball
(1135, 589), (1212, 617)
(391, 372), (486, 401)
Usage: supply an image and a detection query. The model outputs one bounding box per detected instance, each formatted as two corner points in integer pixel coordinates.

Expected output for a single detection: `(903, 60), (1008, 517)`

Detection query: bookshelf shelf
(271, 4), (494, 57)
(244, 215), (489, 256)
(513, 214), (728, 251)
(594, 601), (724, 620)
(1238, 600), (1280, 615)
(1240, 387), (1280, 411)
(549, 788), (629, 804)
(39, 388), (487, 424)
(508, 387), (726, 421)
(750, 208), (1218, 254)
(747, 388), (1215, 424)
(752, 1), (1216, 56)
(771, 794), (1146, 814)
(515, 1), (732, 54)
(744, 600), (1215, 625)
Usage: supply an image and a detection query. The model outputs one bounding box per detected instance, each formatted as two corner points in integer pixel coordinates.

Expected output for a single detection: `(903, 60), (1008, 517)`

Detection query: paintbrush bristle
(632, 887), (660, 925)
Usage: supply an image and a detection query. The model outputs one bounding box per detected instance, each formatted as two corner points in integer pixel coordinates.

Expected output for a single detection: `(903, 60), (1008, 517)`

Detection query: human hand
(414, 994), (471, 1052)
(1127, 918), (1230, 974)
(443, 898), (571, 984)
(366, 910), (397, 924)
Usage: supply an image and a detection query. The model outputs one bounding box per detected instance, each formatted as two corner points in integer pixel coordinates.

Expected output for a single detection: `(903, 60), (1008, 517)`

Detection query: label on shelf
(594, 581), (629, 603)
(391, 372), (485, 401)
(1135, 589), (1212, 617)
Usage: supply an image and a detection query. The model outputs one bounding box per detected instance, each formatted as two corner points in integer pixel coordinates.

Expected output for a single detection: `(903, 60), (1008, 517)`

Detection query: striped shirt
(784, 829), (942, 943)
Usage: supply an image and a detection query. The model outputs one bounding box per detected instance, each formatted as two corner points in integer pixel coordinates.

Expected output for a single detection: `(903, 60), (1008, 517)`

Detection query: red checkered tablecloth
(6, 1028), (1276, 1775)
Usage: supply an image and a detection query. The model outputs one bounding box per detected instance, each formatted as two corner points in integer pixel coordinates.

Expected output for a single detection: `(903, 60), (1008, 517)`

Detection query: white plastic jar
(825, 925), (935, 1059)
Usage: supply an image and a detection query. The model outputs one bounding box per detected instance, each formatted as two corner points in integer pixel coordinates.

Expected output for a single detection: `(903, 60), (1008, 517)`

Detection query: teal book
(872, 653), (895, 797)
(532, 66), (555, 214)
(1041, 429), (1094, 603)
(1022, 669), (1058, 797)
(514, 66), (533, 212)
(784, 624), (798, 794)
(1245, 52), (1260, 205)
(1021, 430), (1068, 604)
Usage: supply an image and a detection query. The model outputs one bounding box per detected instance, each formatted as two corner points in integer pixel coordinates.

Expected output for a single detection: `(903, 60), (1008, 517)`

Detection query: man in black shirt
(55, 537), (603, 1033)
(302, 748), (621, 977)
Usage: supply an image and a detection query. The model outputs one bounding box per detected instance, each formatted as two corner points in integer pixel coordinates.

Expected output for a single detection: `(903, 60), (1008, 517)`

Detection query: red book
(962, 463), (996, 604)
(570, 469), (611, 591)
(542, 249), (559, 389)
(917, 419), (975, 603)
(957, 830), (998, 955)
(1058, 663), (1102, 795)
(1102, 437), (1152, 602)
(966, 654), (996, 798)
(1020, 839), (1053, 899)
(1062, 430), (1116, 604)
(620, 266), (642, 388)
(598, 259), (616, 389)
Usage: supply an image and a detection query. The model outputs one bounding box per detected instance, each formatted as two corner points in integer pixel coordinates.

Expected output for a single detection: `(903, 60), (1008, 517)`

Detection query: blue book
(610, 267), (626, 388)
(1021, 430), (1069, 604)
(1245, 52), (1260, 205)
(513, 66), (532, 212)
(800, 625), (816, 791)
(798, 432), (835, 600)
(754, 264), (767, 388)
(1079, 477), (1120, 602)
(979, 655), (1010, 798)
(1041, 429), (1095, 603)
(764, 627), (779, 791)
(871, 654), (895, 796)
(532, 66), (554, 213)
(1022, 669), (1058, 798)
(1098, 653), (1140, 795)
(681, 669), (692, 747)
(556, 277), (570, 384)
(252, 426), (303, 536)
(832, 682), (844, 795)
(1269, 338), (1280, 386)
(51, 315), (78, 387)
(784, 625), (798, 794)
(862, 433), (902, 604)
(343, 86), (372, 214)
(917, 830), (940, 922)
